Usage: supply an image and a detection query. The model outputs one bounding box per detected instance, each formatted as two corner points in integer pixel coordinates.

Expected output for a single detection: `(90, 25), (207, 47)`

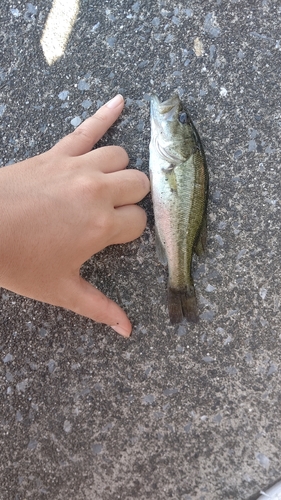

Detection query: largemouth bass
(149, 94), (208, 324)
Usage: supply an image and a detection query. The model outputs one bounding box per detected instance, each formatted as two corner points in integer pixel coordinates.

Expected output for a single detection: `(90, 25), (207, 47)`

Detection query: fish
(256, 479), (281, 499)
(149, 94), (208, 324)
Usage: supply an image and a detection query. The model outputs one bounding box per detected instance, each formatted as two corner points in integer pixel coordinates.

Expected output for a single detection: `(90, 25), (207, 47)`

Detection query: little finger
(109, 205), (147, 245)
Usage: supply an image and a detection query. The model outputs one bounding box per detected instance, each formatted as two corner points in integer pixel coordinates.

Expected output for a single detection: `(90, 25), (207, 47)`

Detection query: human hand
(0, 94), (150, 337)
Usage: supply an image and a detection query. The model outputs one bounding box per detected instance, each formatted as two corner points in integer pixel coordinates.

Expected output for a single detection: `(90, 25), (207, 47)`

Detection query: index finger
(53, 94), (125, 157)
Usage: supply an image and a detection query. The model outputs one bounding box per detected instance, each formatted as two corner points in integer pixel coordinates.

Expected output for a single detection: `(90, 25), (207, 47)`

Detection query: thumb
(65, 276), (132, 337)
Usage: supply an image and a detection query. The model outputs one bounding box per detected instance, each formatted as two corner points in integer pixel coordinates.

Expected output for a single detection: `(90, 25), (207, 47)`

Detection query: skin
(0, 94), (150, 337)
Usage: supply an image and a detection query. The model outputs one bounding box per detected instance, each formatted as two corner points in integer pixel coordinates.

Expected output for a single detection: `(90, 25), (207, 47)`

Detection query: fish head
(150, 94), (195, 164)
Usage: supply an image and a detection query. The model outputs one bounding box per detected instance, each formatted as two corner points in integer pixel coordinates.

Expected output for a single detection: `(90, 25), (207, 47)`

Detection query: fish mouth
(150, 94), (181, 122)
(150, 94), (188, 164)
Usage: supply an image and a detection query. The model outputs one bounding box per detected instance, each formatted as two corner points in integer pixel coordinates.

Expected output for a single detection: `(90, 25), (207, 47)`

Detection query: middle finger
(83, 145), (129, 173)
(106, 169), (150, 207)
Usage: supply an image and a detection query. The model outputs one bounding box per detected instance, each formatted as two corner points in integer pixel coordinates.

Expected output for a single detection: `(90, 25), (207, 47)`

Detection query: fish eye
(178, 111), (188, 124)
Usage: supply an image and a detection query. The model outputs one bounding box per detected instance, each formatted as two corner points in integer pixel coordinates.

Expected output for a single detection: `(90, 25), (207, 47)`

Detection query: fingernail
(111, 324), (131, 337)
(106, 94), (124, 109)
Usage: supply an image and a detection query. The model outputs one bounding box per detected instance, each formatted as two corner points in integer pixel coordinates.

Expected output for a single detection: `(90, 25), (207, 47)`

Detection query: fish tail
(168, 286), (199, 324)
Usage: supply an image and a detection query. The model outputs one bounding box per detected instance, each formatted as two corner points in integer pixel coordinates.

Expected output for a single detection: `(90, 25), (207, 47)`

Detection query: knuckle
(71, 126), (92, 144)
(74, 174), (114, 233)
(94, 212), (115, 243)
(92, 112), (107, 126)
(74, 174), (97, 200)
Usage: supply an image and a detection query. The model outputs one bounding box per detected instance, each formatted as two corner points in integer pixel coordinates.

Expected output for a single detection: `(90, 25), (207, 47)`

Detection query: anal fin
(194, 214), (207, 257)
(155, 227), (167, 266)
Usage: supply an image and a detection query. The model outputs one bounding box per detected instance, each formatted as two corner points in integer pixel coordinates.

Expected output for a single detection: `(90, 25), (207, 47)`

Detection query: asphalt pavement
(1, 1), (281, 499)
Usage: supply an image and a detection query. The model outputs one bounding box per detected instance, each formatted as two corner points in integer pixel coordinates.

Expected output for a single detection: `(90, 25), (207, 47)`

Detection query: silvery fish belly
(149, 94), (208, 324)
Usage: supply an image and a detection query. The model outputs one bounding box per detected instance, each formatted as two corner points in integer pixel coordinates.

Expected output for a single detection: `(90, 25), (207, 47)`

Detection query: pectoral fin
(155, 227), (167, 266)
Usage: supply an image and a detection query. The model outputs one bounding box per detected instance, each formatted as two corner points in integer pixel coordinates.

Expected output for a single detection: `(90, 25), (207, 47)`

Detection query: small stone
(248, 128), (258, 139)
(225, 366), (237, 375)
(152, 17), (160, 27)
(176, 345), (184, 353)
(215, 234), (224, 246)
(153, 411), (164, 420)
(245, 353), (253, 364)
(204, 12), (221, 37)
(216, 327), (225, 335)
(47, 359), (56, 373)
(237, 249), (247, 260)
(132, 2), (140, 13)
(267, 364), (277, 375)
(143, 394), (155, 404)
(0, 104), (6, 117)
(6, 371), (14, 382)
(202, 356), (214, 363)
(213, 413), (223, 423)
(91, 443), (103, 455)
(163, 388), (178, 396)
(101, 422), (114, 433)
(213, 189), (221, 202)
(177, 325), (187, 336)
(78, 80), (90, 91)
(248, 139), (257, 152)
(3, 353), (13, 363)
(234, 149), (243, 160)
(107, 37), (116, 47)
(10, 8), (21, 17)
(27, 439), (38, 450)
(194, 37), (203, 57)
(26, 3), (37, 15)
(172, 16), (180, 25)
(200, 310), (215, 321)
(259, 287), (267, 300)
(81, 99), (92, 109)
(210, 44), (216, 61)
(24, 3), (37, 21)
(71, 116), (82, 127)
(16, 410), (23, 422)
(255, 452), (270, 469)
(184, 423), (192, 433)
(63, 420), (72, 433)
(91, 22), (100, 32)
(165, 34), (174, 43)
(58, 90), (69, 100)
(224, 335), (233, 345)
(39, 327), (48, 337)
(16, 379), (29, 393)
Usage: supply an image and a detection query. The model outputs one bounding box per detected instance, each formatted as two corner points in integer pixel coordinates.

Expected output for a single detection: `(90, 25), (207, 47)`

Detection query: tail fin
(168, 286), (199, 324)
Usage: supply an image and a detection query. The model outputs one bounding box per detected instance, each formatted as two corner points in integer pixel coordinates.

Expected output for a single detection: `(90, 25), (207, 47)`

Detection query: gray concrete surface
(1, 1), (281, 499)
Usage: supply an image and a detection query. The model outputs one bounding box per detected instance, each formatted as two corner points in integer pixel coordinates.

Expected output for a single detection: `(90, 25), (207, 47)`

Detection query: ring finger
(107, 169), (150, 207)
